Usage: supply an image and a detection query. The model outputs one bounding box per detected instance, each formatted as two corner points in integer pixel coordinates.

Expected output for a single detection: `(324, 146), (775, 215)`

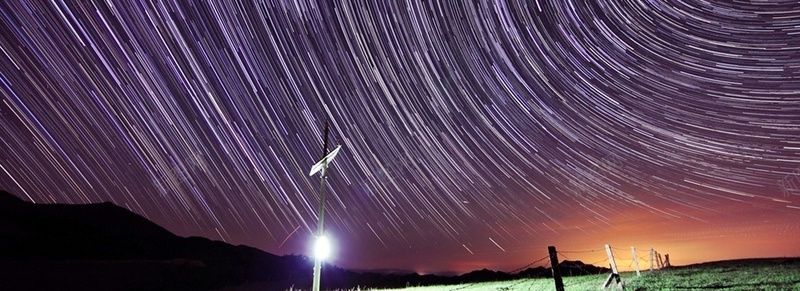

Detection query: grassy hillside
(626, 258), (800, 291)
(365, 273), (633, 291)
(364, 258), (800, 291)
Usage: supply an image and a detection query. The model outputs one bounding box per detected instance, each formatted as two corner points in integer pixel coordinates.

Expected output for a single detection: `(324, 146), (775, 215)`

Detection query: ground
(358, 258), (800, 291)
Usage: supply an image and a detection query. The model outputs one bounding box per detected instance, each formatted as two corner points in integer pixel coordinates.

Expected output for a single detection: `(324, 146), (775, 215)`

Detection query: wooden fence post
(602, 244), (621, 289)
(631, 246), (641, 276)
(658, 251), (663, 268)
(649, 247), (654, 272)
(548, 246), (565, 291)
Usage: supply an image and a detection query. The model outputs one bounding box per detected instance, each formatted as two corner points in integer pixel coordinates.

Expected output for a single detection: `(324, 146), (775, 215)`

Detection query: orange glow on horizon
(440, 200), (800, 275)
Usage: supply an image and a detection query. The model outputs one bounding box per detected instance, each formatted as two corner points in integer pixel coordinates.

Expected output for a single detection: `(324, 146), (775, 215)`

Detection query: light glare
(314, 235), (331, 260)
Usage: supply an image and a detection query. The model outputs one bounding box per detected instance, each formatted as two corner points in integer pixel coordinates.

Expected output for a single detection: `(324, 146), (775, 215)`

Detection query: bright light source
(314, 235), (331, 260)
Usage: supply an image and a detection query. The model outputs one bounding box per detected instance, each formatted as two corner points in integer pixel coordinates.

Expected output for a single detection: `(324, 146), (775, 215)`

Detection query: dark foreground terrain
(0, 190), (606, 291)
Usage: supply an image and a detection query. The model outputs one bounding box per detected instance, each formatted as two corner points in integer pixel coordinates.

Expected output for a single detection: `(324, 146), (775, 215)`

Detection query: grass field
(364, 273), (631, 291)
(625, 258), (800, 291)
(363, 258), (800, 291)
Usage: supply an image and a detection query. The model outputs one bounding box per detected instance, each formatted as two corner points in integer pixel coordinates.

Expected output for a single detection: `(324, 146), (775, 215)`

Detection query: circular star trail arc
(1, 0), (799, 272)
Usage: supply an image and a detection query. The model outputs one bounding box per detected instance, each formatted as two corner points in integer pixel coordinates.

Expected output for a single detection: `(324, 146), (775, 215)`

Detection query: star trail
(1, 0), (799, 273)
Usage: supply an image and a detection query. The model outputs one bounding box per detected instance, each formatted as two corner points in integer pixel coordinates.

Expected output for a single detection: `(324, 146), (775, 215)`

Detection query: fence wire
(445, 255), (553, 291)
(557, 248), (605, 254)
(506, 255), (551, 274)
(442, 245), (666, 291)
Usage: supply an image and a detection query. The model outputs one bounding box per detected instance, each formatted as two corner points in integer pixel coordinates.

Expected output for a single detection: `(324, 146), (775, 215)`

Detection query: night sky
(1, 1), (799, 274)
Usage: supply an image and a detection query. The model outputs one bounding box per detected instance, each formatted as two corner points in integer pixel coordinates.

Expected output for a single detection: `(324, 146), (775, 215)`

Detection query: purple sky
(1, 1), (799, 274)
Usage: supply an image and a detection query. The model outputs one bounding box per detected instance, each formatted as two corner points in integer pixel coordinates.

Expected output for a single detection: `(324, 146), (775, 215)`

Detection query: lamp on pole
(308, 121), (341, 291)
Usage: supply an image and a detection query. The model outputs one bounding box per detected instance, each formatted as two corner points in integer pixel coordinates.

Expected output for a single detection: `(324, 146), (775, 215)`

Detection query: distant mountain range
(0, 190), (609, 290)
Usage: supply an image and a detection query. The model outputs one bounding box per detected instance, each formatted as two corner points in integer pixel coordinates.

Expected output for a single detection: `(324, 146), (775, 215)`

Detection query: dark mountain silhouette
(0, 190), (304, 290)
(0, 190), (610, 290)
(554, 260), (612, 276)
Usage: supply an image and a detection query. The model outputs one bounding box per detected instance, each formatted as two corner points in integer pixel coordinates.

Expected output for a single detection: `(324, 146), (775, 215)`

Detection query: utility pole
(309, 121), (342, 291)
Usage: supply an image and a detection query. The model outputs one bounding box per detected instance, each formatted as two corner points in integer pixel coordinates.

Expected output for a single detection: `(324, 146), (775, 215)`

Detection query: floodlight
(314, 235), (331, 260)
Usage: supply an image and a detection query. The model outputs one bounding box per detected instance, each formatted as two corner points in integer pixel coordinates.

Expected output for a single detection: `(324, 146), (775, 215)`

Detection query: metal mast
(309, 121), (341, 291)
